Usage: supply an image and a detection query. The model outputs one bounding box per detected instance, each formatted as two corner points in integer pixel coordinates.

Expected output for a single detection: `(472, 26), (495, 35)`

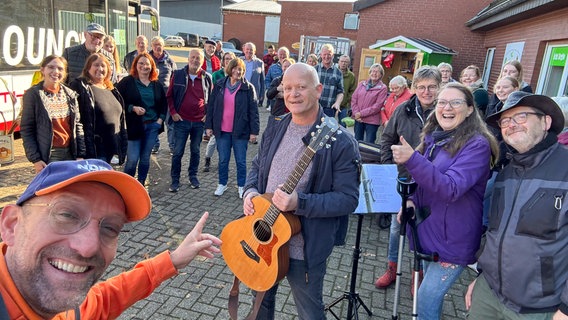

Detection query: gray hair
(369, 63), (384, 77)
(552, 97), (568, 127)
(413, 65), (442, 86)
(437, 62), (453, 72)
(320, 43), (334, 54)
(278, 46), (290, 57)
(339, 54), (350, 62)
(151, 36), (164, 46)
(389, 75), (408, 88)
(244, 42), (256, 52)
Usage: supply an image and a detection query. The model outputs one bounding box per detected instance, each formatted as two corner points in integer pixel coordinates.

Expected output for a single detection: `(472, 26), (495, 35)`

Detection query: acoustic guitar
(220, 116), (341, 291)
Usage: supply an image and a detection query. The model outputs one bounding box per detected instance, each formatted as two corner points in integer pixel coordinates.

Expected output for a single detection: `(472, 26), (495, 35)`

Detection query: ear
(544, 115), (552, 131)
(316, 83), (323, 98)
(0, 205), (22, 246)
(467, 106), (474, 117)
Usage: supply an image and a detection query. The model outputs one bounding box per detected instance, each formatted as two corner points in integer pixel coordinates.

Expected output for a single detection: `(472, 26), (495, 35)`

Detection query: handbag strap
(228, 276), (265, 320)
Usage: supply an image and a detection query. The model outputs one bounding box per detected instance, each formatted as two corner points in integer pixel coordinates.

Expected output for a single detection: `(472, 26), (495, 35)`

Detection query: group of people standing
(346, 57), (568, 319)
(21, 23), (173, 189)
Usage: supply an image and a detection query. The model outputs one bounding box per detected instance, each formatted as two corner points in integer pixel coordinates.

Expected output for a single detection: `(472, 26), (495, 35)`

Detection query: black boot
(203, 157), (211, 172)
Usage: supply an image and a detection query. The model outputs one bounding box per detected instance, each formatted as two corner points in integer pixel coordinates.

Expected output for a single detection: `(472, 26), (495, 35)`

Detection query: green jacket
(341, 70), (356, 110)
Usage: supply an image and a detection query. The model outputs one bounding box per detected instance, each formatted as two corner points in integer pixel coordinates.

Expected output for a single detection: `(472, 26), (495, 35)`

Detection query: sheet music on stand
(354, 164), (401, 214)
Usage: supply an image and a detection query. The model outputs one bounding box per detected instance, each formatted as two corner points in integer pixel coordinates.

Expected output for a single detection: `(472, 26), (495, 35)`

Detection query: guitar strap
(228, 276), (265, 320)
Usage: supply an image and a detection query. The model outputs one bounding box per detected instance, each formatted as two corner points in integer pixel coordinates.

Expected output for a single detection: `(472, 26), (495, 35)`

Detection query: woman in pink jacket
(351, 63), (388, 143)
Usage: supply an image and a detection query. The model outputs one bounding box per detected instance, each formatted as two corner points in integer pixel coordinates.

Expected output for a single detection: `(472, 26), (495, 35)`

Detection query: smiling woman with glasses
(459, 65), (489, 115)
(388, 82), (499, 318)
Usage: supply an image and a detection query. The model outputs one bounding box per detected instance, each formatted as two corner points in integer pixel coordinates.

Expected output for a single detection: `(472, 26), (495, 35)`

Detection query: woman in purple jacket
(350, 63), (388, 143)
(391, 82), (499, 319)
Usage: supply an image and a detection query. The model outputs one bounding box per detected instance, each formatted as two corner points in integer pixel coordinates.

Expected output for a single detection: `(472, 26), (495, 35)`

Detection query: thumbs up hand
(390, 136), (414, 164)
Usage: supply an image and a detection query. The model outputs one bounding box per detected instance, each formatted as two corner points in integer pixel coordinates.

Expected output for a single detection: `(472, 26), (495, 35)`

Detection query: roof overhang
(369, 35), (457, 55)
(466, 0), (568, 31)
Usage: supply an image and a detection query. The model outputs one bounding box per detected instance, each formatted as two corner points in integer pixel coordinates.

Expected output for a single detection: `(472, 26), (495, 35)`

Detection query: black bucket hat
(486, 91), (564, 134)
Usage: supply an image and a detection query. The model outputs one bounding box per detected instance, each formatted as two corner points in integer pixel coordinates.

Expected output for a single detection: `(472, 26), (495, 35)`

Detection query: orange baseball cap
(17, 159), (151, 222)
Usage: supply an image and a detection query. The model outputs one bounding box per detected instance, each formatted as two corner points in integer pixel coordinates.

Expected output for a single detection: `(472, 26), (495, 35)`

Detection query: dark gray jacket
(478, 135), (568, 314)
(21, 82), (86, 163)
(244, 111), (360, 269)
(380, 94), (432, 178)
(63, 44), (116, 84)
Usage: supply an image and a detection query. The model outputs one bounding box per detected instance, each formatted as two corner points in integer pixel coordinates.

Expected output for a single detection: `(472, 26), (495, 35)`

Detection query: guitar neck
(265, 146), (316, 226)
(281, 146), (315, 194)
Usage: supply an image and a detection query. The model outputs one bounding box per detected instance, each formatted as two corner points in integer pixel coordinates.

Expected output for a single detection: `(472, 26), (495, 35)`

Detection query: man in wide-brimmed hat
(466, 91), (568, 319)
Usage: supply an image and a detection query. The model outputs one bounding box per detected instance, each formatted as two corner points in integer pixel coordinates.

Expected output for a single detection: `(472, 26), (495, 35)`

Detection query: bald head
(282, 63), (323, 125)
(284, 63), (319, 87)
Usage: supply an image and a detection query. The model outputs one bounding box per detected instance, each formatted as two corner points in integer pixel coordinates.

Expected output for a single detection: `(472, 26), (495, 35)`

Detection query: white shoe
(238, 186), (244, 199)
(110, 155), (119, 164)
(214, 184), (227, 196)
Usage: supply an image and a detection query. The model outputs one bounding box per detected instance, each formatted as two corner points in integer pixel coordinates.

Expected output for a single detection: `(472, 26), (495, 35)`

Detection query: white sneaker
(110, 155), (119, 164)
(214, 184), (228, 196)
(238, 186), (244, 199)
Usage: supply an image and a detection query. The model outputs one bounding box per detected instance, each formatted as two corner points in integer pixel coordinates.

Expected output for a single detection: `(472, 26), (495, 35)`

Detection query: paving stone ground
(0, 108), (476, 319)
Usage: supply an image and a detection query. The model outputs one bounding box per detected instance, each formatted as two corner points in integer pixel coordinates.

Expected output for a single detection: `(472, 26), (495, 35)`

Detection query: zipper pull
(554, 193), (563, 210)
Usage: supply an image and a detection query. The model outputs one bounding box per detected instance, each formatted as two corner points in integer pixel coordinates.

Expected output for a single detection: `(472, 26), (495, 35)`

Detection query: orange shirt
(381, 88), (413, 123)
(0, 243), (177, 319)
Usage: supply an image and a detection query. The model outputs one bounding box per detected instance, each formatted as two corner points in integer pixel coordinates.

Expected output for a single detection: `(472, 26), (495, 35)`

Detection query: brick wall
(223, 11), (269, 52)
(354, 0), (491, 79)
(483, 7), (568, 93)
(279, 2), (358, 53)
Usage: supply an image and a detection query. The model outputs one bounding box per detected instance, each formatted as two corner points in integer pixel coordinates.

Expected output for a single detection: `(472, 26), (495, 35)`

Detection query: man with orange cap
(0, 159), (221, 319)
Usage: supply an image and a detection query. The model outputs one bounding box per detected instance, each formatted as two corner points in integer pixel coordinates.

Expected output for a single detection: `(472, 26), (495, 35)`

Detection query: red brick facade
(482, 7), (568, 93)
(278, 1), (358, 53)
(353, 0), (491, 79)
(223, 11), (269, 52)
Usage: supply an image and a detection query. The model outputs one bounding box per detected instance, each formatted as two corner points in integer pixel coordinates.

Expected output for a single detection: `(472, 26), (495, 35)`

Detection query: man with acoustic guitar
(242, 63), (361, 319)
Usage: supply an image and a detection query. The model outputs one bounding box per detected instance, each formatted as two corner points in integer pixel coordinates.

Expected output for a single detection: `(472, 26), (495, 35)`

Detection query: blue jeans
(256, 259), (327, 320)
(354, 122), (379, 143)
(417, 260), (464, 319)
(388, 216), (401, 262)
(171, 120), (204, 185)
(216, 132), (248, 186)
(338, 108), (349, 124)
(124, 121), (160, 184)
(322, 107), (336, 118)
(154, 112), (175, 151)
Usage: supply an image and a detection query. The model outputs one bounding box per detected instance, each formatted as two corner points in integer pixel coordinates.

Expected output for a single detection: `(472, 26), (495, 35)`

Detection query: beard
(8, 244), (105, 317)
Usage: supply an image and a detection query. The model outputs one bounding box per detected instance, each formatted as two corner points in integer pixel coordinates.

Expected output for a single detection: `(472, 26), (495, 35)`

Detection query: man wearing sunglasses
(466, 91), (568, 320)
(0, 159), (221, 319)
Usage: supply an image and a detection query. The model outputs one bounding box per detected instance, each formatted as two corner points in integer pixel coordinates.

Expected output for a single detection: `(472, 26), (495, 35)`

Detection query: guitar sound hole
(253, 220), (272, 242)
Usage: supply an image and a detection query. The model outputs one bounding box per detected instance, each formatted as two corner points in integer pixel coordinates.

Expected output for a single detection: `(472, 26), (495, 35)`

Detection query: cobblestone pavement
(0, 108), (476, 319)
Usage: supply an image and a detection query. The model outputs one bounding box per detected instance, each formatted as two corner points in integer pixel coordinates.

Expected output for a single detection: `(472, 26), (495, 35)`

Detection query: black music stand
(326, 164), (400, 319)
(325, 212), (372, 320)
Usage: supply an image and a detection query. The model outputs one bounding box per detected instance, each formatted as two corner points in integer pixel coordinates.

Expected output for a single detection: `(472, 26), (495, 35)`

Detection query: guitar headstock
(308, 116), (341, 152)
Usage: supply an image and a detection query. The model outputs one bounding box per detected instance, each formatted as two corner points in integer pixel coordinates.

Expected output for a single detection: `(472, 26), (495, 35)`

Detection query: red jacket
(201, 55), (221, 74)
(0, 243), (177, 319)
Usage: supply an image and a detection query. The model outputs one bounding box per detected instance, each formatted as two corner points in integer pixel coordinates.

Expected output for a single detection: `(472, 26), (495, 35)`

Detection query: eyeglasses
(496, 112), (544, 128)
(439, 69), (452, 73)
(88, 32), (104, 40)
(24, 201), (127, 247)
(389, 86), (401, 91)
(415, 85), (439, 93)
(435, 99), (467, 109)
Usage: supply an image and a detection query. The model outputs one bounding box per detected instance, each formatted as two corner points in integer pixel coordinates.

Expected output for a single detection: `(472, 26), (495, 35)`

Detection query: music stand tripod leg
(325, 214), (372, 320)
